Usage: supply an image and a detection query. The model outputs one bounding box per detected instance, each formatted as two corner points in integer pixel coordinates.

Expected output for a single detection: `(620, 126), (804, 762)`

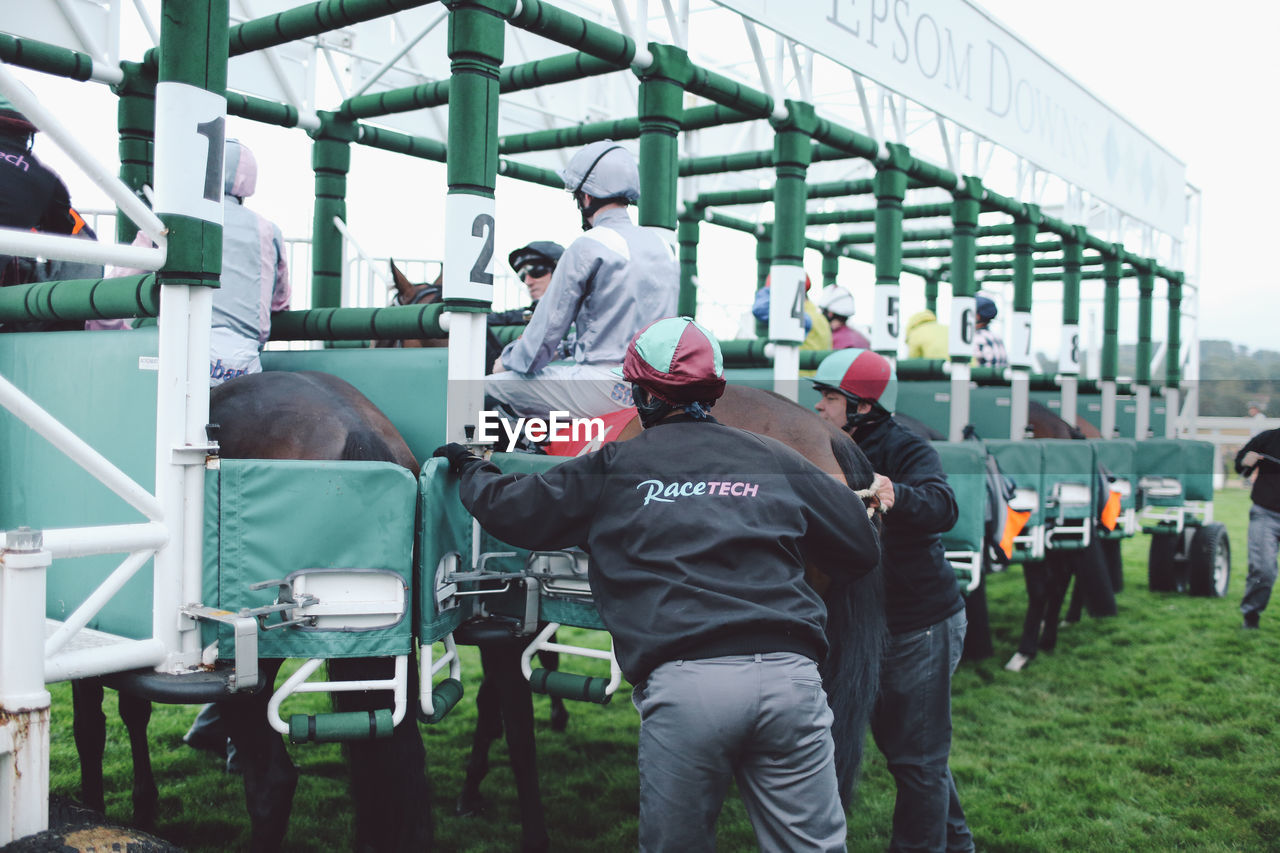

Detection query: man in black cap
(491, 240), (565, 326)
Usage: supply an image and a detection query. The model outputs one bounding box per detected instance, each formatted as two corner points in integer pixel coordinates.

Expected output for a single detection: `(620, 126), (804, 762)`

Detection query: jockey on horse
(485, 140), (678, 420)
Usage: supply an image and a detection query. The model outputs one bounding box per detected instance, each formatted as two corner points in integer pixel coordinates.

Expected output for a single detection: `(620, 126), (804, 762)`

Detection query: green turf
(44, 488), (1277, 851)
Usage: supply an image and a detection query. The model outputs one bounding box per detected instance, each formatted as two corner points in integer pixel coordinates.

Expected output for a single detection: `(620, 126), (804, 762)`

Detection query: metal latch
(179, 605), (259, 691)
(245, 579), (320, 630)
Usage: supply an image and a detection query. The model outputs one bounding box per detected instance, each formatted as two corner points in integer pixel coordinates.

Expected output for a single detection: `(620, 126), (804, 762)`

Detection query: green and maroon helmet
(619, 317), (726, 405)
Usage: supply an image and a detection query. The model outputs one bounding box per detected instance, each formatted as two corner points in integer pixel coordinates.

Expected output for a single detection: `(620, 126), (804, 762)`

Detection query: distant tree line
(1027, 340), (1277, 417)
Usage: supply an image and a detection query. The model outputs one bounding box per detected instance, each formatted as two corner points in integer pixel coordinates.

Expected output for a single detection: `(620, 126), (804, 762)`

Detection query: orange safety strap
(999, 507), (1031, 560)
(1100, 490), (1122, 531)
(68, 207), (87, 235)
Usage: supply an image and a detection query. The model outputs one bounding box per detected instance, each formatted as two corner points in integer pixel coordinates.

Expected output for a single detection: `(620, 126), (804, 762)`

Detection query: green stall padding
(1039, 439), (1097, 522)
(1090, 438), (1138, 540)
(263, 348), (448, 465)
(289, 708), (394, 744)
(1182, 441), (1215, 502)
(931, 441), (987, 554)
(203, 458), (417, 659)
(986, 440), (1044, 562)
(895, 380), (952, 437)
(968, 386), (1015, 440)
(1, 329), (160, 639)
(416, 457), (476, 644)
(480, 452), (606, 630)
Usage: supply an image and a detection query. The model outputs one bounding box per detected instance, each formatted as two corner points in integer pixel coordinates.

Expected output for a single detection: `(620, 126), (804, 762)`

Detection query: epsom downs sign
(717, 0), (1187, 236)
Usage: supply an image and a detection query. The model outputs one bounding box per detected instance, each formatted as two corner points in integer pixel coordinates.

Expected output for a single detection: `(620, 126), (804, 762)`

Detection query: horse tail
(340, 428), (398, 464)
(823, 430), (888, 808)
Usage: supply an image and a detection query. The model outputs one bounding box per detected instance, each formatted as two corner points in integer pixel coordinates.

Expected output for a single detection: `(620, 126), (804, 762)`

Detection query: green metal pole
(637, 45), (689, 234)
(821, 252), (838, 289)
(310, 112), (356, 310)
(1165, 276), (1182, 437)
(152, 0), (228, 671)
(754, 230), (772, 338)
(873, 143), (909, 359)
(923, 275), (939, 316)
(768, 100), (815, 359)
(115, 62), (155, 245)
(1100, 251), (1122, 437)
(1135, 269), (1155, 438)
(947, 176), (982, 441)
(677, 209), (700, 318)
(1058, 230), (1083, 426)
(443, 0), (506, 441)
(1008, 208), (1037, 440)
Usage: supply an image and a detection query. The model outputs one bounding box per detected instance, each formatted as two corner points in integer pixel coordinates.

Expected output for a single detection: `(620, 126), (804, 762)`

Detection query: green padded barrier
(481, 452), (606, 630)
(986, 440), (1045, 562)
(1036, 439), (1097, 552)
(1, 329), (159, 639)
(420, 677), (464, 724)
(1136, 439), (1187, 506)
(1090, 438), (1138, 540)
(1182, 441), (1215, 502)
(288, 708), (394, 744)
(416, 457), (476, 643)
(262, 348), (448, 465)
(895, 380), (951, 437)
(1114, 394), (1167, 439)
(529, 668), (612, 704)
(931, 442), (987, 554)
(203, 458), (416, 659)
(968, 386), (1014, 440)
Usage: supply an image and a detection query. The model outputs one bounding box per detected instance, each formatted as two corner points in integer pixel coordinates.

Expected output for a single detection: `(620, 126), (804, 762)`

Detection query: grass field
(44, 487), (1279, 851)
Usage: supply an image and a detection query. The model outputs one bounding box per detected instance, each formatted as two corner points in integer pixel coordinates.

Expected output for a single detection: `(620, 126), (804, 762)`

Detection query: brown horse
(72, 371), (433, 851)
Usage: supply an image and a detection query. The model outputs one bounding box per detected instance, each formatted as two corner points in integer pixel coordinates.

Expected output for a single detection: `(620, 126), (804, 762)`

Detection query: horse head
(377, 259), (445, 349)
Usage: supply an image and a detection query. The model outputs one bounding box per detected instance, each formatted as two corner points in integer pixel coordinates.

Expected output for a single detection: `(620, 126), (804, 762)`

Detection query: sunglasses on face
(519, 265), (552, 282)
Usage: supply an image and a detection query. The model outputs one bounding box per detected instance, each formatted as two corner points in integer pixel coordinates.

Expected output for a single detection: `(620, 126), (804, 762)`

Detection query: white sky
(977, 0), (1280, 354)
(7, 0), (1278, 356)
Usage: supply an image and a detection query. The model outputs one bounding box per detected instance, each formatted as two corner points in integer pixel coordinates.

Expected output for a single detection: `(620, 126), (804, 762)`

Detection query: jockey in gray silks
(439, 317), (880, 852)
(88, 139), (290, 386)
(485, 140), (678, 420)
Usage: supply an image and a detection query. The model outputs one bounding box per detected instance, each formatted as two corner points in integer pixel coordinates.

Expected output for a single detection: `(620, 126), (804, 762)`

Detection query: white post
(1101, 379), (1117, 438)
(1010, 369), (1030, 440)
(768, 264), (806, 401)
(1164, 387), (1181, 439)
(0, 529), (53, 844)
(1135, 385), (1152, 439)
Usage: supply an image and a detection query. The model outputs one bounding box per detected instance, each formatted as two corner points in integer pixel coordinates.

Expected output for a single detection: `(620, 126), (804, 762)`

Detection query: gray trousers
(1243, 503), (1280, 617)
(630, 652), (845, 853)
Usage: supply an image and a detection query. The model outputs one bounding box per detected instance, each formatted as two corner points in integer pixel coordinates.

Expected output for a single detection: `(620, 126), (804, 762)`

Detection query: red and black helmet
(619, 317), (726, 405)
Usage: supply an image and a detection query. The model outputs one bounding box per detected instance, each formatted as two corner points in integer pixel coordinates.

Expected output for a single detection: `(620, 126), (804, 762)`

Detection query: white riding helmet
(558, 140), (640, 202)
(817, 284), (855, 319)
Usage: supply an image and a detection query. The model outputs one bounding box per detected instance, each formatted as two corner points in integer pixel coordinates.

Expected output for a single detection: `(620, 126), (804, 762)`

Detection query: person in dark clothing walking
(813, 347), (975, 853)
(436, 317), (881, 852)
(1, 94), (101, 330)
(1236, 427), (1280, 629)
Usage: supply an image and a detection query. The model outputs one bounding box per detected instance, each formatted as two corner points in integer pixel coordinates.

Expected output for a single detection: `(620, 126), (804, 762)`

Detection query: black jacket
(853, 416), (965, 634)
(457, 416), (881, 685)
(1237, 428), (1280, 513)
(1, 134), (77, 287)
